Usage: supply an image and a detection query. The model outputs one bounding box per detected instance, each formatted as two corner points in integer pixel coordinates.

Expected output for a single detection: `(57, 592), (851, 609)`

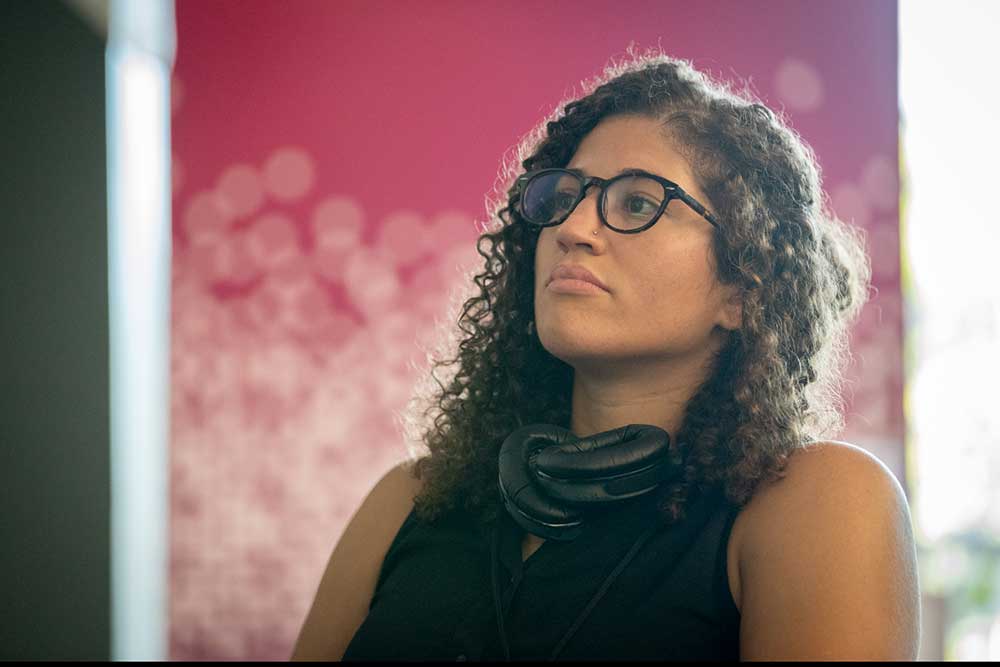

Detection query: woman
(292, 50), (920, 661)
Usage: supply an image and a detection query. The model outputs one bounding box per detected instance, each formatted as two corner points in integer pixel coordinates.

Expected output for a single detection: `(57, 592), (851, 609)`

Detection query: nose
(553, 184), (604, 248)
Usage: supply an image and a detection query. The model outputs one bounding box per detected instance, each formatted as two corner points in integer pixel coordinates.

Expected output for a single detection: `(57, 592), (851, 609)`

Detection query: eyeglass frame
(514, 167), (721, 234)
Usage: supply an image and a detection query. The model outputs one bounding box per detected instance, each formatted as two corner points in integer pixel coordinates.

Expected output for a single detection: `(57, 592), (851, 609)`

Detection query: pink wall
(170, 0), (900, 659)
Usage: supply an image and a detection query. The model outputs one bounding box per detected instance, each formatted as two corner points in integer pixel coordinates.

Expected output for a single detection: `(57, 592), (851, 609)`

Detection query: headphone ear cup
(533, 424), (682, 503)
(497, 423), (684, 541)
(498, 424), (584, 541)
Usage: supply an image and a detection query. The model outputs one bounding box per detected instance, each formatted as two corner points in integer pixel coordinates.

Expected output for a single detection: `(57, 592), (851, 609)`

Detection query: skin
(529, 114), (921, 659)
(533, 114), (743, 443)
(732, 439), (921, 659)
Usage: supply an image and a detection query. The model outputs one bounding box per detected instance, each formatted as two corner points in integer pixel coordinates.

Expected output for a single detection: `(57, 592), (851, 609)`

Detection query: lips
(547, 263), (610, 292)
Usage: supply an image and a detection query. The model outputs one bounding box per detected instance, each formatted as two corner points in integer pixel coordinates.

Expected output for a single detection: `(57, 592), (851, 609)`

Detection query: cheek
(627, 250), (715, 322)
(533, 255), (546, 295)
(533, 234), (555, 288)
(532, 233), (545, 270)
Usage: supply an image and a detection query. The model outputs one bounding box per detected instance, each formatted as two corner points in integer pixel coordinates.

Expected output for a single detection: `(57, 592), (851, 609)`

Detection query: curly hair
(400, 46), (872, 529)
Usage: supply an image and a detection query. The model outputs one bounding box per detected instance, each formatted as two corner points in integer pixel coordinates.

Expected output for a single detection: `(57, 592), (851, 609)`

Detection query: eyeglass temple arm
(676, 191), (720, 228)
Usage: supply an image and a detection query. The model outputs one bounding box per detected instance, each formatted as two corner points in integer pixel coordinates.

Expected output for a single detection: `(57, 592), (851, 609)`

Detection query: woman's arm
(736, 441), (921, 660)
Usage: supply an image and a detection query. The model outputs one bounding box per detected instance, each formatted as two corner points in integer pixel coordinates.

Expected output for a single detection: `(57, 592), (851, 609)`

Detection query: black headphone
(491, 422), (688, 660)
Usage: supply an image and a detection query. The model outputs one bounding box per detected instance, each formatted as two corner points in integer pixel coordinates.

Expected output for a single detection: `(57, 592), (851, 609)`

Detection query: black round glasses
(515, 167), (720, 234)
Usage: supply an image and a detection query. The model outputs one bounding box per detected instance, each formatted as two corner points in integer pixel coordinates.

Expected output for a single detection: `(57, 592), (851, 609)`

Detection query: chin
(538, 331), (614, 362)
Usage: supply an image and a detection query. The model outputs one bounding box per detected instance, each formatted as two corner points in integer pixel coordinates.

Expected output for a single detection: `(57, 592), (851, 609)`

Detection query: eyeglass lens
(521, 171), (671, 231)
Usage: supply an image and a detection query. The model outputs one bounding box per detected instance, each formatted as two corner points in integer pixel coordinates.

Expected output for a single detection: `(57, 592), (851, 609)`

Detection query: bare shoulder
(290, 458), (426, 661)
(379, 458), (426, 503)
(342, 457), (427, 564)
(337, 458), (425, 538)
(727, 441), (908, 609)
(728, 441), (920, 659)
(743, 440), (907, 532)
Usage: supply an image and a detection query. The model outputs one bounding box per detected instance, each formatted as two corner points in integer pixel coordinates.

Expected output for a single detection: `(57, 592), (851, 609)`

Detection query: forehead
(566, 115), (698, 190)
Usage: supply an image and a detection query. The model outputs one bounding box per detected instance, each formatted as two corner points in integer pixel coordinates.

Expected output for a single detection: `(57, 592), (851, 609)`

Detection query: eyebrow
(567, 166), (665, 179)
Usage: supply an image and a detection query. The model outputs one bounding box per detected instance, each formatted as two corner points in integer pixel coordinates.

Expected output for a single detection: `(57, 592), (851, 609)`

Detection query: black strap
(490, 517), (660, 661)
(548, 522), (659, 661)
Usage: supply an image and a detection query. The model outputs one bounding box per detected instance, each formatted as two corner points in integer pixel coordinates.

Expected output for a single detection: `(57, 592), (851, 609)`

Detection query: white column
(106, 0), (175, 660)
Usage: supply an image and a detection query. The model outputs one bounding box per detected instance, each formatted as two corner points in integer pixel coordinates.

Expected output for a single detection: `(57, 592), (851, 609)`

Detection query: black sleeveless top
(342, 484), (742, 661)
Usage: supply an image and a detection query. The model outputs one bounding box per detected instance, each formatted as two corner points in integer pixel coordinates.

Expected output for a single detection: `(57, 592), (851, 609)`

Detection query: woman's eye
(624, 194), (659, 216)
(553, 191), (577, 211)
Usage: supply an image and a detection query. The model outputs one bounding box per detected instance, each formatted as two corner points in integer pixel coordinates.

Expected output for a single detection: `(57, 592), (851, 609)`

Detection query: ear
(717, 284), (743, 331)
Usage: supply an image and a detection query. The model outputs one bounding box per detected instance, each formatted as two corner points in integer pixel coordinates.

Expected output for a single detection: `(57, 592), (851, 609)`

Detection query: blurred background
(2, 0), (997, 660)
